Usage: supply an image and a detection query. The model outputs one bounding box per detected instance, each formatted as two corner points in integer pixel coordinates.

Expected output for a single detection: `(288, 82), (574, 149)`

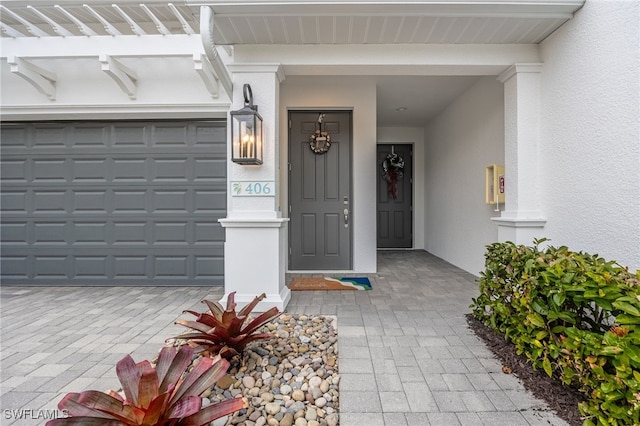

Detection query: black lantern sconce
(231, 84), (263, 165)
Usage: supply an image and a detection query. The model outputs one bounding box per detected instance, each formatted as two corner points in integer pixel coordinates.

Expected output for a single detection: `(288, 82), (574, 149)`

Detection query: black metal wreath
(382, 153), (404, 199)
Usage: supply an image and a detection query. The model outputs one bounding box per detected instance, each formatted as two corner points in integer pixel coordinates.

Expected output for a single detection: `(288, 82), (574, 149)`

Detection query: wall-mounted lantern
(231, 84), (263, 165)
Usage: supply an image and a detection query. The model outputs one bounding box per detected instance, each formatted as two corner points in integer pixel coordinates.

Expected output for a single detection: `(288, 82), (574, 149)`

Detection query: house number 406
(231, 181), (275, 197)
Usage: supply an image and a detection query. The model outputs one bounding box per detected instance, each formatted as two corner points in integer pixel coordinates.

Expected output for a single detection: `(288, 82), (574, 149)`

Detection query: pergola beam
(55, 5), (98, 36)
(168, 3), (195, 35)
(140, 4), (171, 35)
(84, 4), (122, 36)
(1, 22), (27, 38)
(0, 5), (50, 37)
(112, 4), (147, 35)
(27, 6), (74, 37)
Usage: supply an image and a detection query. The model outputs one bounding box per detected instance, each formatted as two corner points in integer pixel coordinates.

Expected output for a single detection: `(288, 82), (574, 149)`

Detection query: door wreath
(309, 113), (331, 154)
(381, 152), (404, 199)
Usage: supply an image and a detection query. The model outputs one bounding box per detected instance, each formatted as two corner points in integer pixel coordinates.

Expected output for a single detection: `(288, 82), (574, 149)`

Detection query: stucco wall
(539, 0), (640, 271)
(280, 76), (378, 272)
(424, 76), (504, 275)
(377, 127), (426, 250)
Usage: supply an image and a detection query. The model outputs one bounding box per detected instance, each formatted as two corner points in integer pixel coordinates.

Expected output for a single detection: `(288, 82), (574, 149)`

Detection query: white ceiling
(375, 75), (481, 127)
(0, 0), (584, 127)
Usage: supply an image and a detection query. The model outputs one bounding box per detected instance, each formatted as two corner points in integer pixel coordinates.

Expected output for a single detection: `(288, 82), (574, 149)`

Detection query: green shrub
(471, 239), (640, 425)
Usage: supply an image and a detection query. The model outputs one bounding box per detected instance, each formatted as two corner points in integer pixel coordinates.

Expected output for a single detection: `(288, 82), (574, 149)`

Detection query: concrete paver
(1, 251), (569, 425)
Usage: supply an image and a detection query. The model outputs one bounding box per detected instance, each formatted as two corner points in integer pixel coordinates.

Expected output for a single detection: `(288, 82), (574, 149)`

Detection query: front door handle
(343, 208), (349, 227)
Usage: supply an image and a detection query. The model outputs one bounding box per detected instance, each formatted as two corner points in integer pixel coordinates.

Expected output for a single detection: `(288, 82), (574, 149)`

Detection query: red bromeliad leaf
(141, 391), (171, 425)
(57, 393), (123, 420)
(175, 320), (216, 335)
(60, 391), (143, 424)
(225, 316), (246, 337)
(108, 390), (125, 402)
(170, 357), (213, 404)
(116, 355), (141, 407)
(191, 313), (218, 329)
(202, 299), (225, 320)
(167, 395), (202, 419)
(155, 346), (177, 389)
(178, 357), (230, 400)
(241, 307), (280, 335)
(238, 293), (266, 317)
(46, 417), (126, 426)
(225, 292), (237, 313)
(179, 398), (248, 426)
(137, 361), (159, 410)
(159, 346), (193, 395)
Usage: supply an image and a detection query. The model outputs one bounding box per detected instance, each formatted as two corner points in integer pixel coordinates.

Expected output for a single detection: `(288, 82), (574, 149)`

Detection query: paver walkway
(1, 250), (568, 425)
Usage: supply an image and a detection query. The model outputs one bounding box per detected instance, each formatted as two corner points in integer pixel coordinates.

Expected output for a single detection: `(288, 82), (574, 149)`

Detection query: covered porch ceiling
(1, 0), (585, 126)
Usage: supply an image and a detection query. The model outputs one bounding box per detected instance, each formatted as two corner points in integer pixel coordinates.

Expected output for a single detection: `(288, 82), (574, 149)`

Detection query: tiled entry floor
(0, 251), (568, 425)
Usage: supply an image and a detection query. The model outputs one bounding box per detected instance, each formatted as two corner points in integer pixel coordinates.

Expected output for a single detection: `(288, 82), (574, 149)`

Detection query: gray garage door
(0, 120), (227, 286)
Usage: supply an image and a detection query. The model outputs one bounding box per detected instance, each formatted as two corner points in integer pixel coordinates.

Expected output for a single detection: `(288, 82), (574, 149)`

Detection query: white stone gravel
(190, 314), (340, 426)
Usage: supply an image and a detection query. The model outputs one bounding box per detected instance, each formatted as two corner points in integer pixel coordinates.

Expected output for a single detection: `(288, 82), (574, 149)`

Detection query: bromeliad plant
(46, 346), (246, 426)
(173, 292), (280, 359)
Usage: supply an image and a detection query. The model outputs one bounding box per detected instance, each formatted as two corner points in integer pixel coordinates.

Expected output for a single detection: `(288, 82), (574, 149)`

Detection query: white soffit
(0, 1), (585, 44)
(189, 0), (586, 45)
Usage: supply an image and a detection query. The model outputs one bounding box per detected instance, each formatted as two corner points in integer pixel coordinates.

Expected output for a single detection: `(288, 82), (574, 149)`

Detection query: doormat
(289, 276), (372, 291)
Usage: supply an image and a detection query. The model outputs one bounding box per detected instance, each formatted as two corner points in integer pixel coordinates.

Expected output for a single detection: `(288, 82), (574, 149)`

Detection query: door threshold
(377, 248), (415, 251)
(287, 270), (355, 274)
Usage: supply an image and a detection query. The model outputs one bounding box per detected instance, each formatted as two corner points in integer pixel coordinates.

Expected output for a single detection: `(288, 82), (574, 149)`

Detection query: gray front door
(377, 144), (412, 248)
(289, 111), (351, 270)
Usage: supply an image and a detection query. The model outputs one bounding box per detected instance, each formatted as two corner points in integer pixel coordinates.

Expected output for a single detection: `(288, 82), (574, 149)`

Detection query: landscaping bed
(470, 239), (640, 425)
(467, 313), (585, 426)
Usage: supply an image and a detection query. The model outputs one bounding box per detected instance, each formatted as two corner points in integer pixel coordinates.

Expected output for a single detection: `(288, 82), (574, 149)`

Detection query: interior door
(289, 111), (351, 270)
(377, 143), (412, 248)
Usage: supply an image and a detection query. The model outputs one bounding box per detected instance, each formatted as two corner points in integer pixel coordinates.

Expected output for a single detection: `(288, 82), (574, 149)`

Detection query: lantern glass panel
(231, 112), (263, 165)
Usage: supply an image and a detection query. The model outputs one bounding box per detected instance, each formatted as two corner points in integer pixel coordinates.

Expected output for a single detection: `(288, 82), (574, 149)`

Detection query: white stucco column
(492, 63), (546, 243)
(219, 64), (290, 312)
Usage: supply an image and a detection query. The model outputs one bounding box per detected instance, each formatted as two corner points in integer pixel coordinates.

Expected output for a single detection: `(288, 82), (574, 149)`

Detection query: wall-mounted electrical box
(485, 164), (505, 205)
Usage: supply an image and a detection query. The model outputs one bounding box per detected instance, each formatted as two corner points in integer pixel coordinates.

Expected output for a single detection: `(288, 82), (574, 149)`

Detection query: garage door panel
(33, 190), (68, 213)
(70, 126), (108, 147)
(153, 158), (190, 181)
(153, 190), (189, 213)
(1, 222), (28, 244)
(33, 125), (67, 147)
(75, 256), (108, 278)
(113, 124), (147, 147)
(113, 190), (148, 213)
(1, 190), (28, 213)
(34, 222), (69, 245)
(113, 158), (148, 181)
(74, 222), (109, 244)
(33, 159), (68, 182)
(73, 159), (109, 181)
(1, 159), (28, 182)
(194, 158), (226, 180)
(73, 191), (109, 213)
(152, 124), (189, 147)
(1, 120), (226, 286)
